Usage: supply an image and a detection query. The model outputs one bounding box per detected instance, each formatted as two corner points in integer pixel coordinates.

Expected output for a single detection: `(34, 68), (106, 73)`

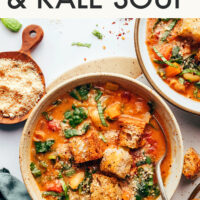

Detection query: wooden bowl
(0, 25), (45, 124)
(20, 73), (183, 200)
(134, 18), (200, 115)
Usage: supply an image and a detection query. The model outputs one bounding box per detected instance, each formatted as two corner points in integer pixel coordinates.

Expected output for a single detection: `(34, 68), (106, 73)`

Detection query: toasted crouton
(55, 143), (72, 160)
(103, 130), (119, 145)
(100, 146), (133, 179)
(183, 148), (200, 179)
(118, 114), (149, 149)
(90, 174), (122, 200)
(178, 19), (200, 42)
(69, 130), (106, 163)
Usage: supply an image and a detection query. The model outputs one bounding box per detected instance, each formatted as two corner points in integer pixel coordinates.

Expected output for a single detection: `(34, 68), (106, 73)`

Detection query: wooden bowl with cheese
(0, 25), (45, 124)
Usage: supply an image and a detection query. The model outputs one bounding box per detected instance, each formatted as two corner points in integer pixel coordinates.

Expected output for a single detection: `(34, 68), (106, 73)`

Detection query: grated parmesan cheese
(0, 58), (44, 118)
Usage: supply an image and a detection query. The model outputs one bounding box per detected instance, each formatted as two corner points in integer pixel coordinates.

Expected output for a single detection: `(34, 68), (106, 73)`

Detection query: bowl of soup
(135, 18), (200, 115)
(20, 73), (183, 200)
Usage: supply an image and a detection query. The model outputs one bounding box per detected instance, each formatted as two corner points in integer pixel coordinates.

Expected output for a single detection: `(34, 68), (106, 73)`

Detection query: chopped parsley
(34, 140), (55, 153)
(30, 162), (41, 178)
(64, 106), (88, 128)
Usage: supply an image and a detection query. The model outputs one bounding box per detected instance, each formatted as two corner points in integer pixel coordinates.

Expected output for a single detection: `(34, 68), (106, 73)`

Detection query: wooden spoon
(0, 25), (46, 124)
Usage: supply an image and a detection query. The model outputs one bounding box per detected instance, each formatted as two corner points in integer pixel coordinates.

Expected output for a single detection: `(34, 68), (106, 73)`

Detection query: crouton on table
(100, 146), (133, 179)
(183, 148), (200, 179)
(90, 174), (122, 200)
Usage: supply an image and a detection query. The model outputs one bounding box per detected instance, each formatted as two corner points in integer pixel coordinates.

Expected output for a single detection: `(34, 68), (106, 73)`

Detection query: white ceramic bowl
(20, 73), (183, 200)
(134, 18), (200, 115)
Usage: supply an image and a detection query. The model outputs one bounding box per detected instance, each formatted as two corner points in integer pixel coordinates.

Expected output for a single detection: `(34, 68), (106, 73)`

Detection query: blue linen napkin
(0, 168), (31, 200)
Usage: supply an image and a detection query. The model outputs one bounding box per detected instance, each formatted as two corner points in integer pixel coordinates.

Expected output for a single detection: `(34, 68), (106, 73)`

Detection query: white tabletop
(0, 18), (199, 200)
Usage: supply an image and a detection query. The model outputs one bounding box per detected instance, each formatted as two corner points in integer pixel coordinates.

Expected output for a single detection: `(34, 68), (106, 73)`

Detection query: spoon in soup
(152, 114), (169, 200)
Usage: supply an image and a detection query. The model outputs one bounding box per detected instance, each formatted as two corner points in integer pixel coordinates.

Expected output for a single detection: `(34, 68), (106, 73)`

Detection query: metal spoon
(152, 114), (169, 200)
(188, 183), (200, 200)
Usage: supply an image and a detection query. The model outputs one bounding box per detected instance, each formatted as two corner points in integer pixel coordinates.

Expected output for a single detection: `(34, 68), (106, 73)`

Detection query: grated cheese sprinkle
(0, 58), (44, 118)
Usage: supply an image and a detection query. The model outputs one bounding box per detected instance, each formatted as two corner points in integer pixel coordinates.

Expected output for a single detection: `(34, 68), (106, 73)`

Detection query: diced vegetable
(165, 63), (182, 77)
(30, 162), (41, 178)
(45, 180), (63, 193)
(72, 42), (91, 48)
(183, 73), (200, 82)
(105, 82), (119, 91)
(69, 171), (85, 190)
(97, 101), (108, 127)
(160, 19), (179, 42)
(153, 47), (178, 68)
(95, 88), (103, 102)
(92, 30), (103, 39)
(35, 140), (55, 153)
(42, 112), (53, 121)
(105, 102), (121, 119)
(48, 154), (57, 160)
(48, 120), (61, 131)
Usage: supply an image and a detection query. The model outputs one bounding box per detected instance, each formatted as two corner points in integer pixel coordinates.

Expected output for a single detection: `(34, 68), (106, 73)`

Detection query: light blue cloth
(0, 168), (31, 200)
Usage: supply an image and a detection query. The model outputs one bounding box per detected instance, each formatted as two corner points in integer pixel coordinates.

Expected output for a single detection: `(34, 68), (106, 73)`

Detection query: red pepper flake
(124, 22), (129, 25)
(112, 22), (116, 24)
(118, 33), (122, 36)
(84, 58), (87, 61)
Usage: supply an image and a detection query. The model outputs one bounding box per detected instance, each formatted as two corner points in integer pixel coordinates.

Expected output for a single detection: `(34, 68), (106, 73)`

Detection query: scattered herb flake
(92, 30), (103, 40)
(72, 42), (91, 48)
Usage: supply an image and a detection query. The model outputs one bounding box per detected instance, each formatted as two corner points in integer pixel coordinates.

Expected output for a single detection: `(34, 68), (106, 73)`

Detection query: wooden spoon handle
(20, 25), (44, 55)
